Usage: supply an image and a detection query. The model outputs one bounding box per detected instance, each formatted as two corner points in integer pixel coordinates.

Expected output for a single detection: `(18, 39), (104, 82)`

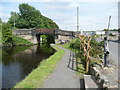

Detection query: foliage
(58, 36), (104, 59)
(0, 18), (2, 39)
(0, 18), (2, 43)
(103, 29), (118, 31)
(90, 35), (104, 58)
(41, 34), (55, 45)
(57, 40), (86, 75)
(2, 23), (13, 45)
(14, 46), (65, 88)
(76, 57), (86, 75)
(46, 35), (55, 44)
(41, 35), (47, 44)
(8, 3), (59, 29)
(109, 29), (119, 31)
(0, 18), (1, 22)
(0, 32), (1, 44)
(69, 38), (80, 50)
(8, 12), (20, 28)
(103, 29), (108, 31)
(40, 43), (55, 55)
(57, 39), (79, 52)
(12, 35), (32, 46)
(58, 35), (104, 72)
(1, 22), (32, 46)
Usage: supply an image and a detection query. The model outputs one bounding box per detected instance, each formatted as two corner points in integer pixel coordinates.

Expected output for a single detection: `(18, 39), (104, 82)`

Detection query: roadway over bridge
(12, 29), (77, 44)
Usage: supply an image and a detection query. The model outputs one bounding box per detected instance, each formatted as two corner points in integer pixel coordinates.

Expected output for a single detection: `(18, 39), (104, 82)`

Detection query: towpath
(43, 44), (81, 88)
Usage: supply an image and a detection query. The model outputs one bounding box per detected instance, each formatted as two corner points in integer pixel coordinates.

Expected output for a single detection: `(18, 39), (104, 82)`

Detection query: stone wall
(17, 35), (37, 44)
(58, 35), (72, 41)
(90, 65), (118, 89)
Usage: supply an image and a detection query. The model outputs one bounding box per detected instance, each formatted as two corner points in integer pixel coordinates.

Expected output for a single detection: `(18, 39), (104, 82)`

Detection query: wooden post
(85, 36), (91, 73)
(79, 35), (91, 73)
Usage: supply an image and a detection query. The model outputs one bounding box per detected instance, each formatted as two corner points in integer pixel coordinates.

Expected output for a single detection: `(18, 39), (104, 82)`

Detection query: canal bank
(14, 44), (65, 88)
(2, 44), (56, 88)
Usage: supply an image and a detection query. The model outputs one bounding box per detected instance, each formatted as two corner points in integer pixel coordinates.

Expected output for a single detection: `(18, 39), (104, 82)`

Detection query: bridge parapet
(12, 29), (32, 35)
(31, 29), (54, 35)
(12, 29), (77, 36)
(55, 29), (76, 36)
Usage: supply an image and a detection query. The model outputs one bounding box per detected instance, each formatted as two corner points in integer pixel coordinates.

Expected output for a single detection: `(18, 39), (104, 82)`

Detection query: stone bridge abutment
(12, 29), (76, 44)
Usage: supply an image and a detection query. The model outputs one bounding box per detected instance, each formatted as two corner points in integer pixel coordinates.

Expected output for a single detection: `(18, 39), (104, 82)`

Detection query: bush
(2, 23), (13, 45)
(69, 36), (104, 66)
(69, 38), (80, 50)
(90, 38), (104, 58)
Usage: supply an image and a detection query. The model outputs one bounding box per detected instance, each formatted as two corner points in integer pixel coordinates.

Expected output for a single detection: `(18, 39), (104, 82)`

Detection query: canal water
(1, 45), (55, 88)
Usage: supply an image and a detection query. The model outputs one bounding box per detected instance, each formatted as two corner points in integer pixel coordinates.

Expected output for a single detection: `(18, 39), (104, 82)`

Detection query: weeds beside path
(43, 45), (80, 88)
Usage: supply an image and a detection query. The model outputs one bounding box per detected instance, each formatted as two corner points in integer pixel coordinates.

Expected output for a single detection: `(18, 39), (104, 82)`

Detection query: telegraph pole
(107, 16), (111, 36)
(104, 16), (111, 67)
(77, 7), (79, 33)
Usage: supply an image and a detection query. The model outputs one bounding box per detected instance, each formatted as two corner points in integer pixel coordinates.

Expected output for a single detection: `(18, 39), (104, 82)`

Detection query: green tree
(0, 18), (2, 43)
(0, 18), (2, 30)
(2, 23), (13, 45)
(8, 3), (59, 29)
(8, 12), (20, 28)
(0, 18), (2, 24)
(19, 3), (41, 28)
(103, 29), (108, 31)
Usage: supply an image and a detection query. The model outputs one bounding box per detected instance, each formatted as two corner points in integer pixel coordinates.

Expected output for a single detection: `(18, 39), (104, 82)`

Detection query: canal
(1, 45), (55, 88)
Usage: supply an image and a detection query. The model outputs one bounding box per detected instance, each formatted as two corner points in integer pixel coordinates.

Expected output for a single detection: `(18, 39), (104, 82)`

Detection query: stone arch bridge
(12, 29), (77, 44)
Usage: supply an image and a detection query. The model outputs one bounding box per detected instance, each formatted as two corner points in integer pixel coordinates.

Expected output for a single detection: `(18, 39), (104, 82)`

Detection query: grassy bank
(14, 45), (65, 88)
(56, 39), (78, 52)
(57, 43), (72, 51)
(12, 35), (32, 46)
(2, 35), (32, 46)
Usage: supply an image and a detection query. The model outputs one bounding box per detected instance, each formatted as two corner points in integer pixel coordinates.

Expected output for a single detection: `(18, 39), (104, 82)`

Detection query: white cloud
(0, 13), (10, 22)
(0, 1), (118, 31)
(41, 2), (118, 30)
(80, 15), (118, 30)
(68, 3), (80, 7)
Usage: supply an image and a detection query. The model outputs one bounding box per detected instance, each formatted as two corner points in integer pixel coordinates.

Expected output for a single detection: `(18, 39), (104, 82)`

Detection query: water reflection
(2, 45), (55, 88)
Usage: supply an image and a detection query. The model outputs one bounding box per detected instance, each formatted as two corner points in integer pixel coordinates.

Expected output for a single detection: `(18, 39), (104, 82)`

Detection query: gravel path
(43, 44), (80, 88)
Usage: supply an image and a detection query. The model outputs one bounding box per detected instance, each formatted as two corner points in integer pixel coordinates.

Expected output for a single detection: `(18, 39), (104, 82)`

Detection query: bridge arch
(12, 29), (76, 44)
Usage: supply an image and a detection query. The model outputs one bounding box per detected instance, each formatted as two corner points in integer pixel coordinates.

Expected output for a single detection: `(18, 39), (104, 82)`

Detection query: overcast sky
(0, 0), (119, 31)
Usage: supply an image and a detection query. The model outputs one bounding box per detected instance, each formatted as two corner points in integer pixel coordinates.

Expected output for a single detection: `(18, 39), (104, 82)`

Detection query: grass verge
(13, 35), (32, 46)
(57, 43), (86, 75)
(56, 43), (74, 52)
(14, 45), (65, 88)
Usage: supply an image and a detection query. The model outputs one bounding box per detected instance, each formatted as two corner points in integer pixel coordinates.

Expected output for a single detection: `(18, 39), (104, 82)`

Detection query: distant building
(82, 30), (118, 36)
(96, 31), (105, 35)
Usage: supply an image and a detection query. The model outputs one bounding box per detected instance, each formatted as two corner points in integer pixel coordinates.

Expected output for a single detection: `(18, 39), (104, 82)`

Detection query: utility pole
(77, 7), (79, 34)
(104, 16), (111, 67)
(107, 16), (111, 36)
